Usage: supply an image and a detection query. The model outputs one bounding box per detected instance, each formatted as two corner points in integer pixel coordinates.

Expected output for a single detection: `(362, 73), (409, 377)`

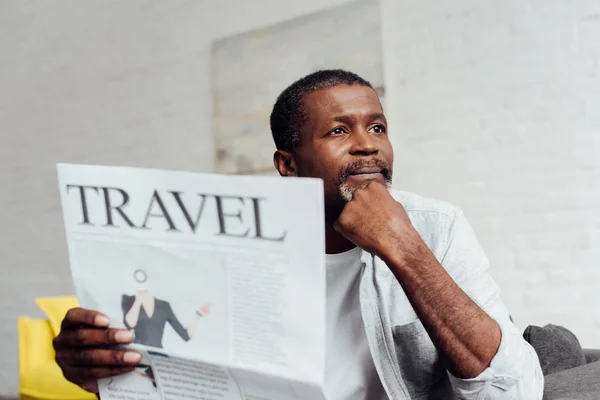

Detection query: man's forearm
(381, 237), (501, 379)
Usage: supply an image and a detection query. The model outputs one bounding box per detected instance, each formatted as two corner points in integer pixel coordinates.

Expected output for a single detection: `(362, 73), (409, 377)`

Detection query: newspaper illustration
(57, 163), (327, 400)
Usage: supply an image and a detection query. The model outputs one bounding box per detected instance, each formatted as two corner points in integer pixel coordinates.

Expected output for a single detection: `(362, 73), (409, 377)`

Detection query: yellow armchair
(18, 296), (96, 400)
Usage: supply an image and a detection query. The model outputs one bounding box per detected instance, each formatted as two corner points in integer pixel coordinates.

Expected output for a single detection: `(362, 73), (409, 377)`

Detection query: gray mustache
(338, 159), (392, 183)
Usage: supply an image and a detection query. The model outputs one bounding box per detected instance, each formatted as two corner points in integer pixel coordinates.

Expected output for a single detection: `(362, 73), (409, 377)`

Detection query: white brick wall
(382, 0), (600, 348)
(0, 0), (352, 395)
(1, 0), (599, 395)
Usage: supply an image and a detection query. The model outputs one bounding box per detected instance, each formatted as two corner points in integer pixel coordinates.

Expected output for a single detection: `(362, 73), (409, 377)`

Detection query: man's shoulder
(389, 190), (461, 218)
(388, 190), (463, 251)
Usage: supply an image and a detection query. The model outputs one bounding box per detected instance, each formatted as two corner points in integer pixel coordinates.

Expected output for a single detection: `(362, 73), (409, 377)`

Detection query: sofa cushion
(35, 296), (79, 337)
(18, 314), (95, 400)
(17, 317), (54, 378)
(583, 348), (600, 364)
(543, 360), (600, 400)
(523, 324), (587, 375)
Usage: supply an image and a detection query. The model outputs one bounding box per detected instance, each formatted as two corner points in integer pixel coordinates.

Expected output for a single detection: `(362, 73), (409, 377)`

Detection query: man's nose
(349, 129), (379, 156)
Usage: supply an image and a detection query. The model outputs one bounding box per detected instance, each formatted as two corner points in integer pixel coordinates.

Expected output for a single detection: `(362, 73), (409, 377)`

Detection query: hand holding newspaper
(57, 164), (327, 400)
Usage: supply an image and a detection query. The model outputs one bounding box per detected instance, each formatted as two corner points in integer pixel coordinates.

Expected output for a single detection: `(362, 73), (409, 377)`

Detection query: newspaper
(57, 163), (327, 400)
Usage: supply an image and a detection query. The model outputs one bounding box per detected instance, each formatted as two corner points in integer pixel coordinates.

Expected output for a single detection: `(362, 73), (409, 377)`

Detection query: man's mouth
(348, 166), (383, 180)
(349, 167), (383, 176)
(337, 160), (392, 201)
(337, 160), (392, 188)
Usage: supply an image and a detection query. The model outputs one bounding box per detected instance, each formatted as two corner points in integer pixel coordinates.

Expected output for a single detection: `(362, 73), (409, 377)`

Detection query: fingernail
(333, 222), (340, 233)
(115, 330), (134, 343)
(95, 315), (110, 327)
(123, 351), (142, 364)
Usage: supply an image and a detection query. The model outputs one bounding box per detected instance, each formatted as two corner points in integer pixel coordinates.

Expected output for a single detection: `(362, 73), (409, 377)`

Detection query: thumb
(333, 219), (341, 233)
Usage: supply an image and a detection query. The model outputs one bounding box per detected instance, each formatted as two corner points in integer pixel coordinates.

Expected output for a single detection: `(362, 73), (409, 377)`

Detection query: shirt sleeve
(440, 209), (544, 399)
(164, 302), (191, 342)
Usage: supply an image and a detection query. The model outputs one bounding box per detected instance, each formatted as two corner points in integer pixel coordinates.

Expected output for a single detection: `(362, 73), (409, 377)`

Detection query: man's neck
(323, 199), (357, 254)
(325, 223), (357, 254)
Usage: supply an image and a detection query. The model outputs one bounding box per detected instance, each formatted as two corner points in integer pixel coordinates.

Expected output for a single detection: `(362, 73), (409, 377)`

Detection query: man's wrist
(378, 230), (429, 269)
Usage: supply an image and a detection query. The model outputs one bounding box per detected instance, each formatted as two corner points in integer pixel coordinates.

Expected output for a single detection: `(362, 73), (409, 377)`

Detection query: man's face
(292, 84), (394, 216)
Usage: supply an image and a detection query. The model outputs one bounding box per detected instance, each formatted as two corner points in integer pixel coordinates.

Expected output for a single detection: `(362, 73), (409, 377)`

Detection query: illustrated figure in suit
(121, 269), (211, 348)
(122, 269), (211, 387)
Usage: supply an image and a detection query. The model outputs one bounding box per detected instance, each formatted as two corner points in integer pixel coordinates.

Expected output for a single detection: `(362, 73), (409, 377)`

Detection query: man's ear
(273, 150), (298, 177)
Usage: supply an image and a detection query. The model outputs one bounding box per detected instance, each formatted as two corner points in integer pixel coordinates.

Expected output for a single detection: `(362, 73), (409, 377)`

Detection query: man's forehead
(304, 84), (383, 116)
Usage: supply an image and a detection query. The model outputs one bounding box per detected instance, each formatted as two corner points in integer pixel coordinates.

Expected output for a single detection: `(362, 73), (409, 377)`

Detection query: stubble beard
(324, 159), (393, 223)
(337, 159), (393, 201)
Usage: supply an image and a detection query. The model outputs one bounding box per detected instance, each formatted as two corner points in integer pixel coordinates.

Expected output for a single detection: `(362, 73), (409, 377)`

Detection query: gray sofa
(523, 324), (600, 400)
(583, 349), (600, 364)
(544, 351), (600, 400)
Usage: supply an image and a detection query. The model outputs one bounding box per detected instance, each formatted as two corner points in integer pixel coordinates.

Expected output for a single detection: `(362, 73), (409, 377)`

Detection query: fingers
(56, 348), (141, 367)
(56, 347), (140, 394)
(61, 308), (110, 330)
(61, 365), (137, 390)
(332, 220), (340, 233)
(79, 380), (100, 394)
(54, 308), (140, 395)
(54, 328), (133, 348)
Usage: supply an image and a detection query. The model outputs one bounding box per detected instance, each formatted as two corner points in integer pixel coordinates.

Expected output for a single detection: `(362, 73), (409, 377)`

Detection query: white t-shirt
(325, 247), (388, 400)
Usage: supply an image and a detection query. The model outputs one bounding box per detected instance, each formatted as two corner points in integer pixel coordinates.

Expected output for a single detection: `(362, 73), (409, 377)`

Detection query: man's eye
(330, 127), (345, 135)
(368, 124), (386, 133)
